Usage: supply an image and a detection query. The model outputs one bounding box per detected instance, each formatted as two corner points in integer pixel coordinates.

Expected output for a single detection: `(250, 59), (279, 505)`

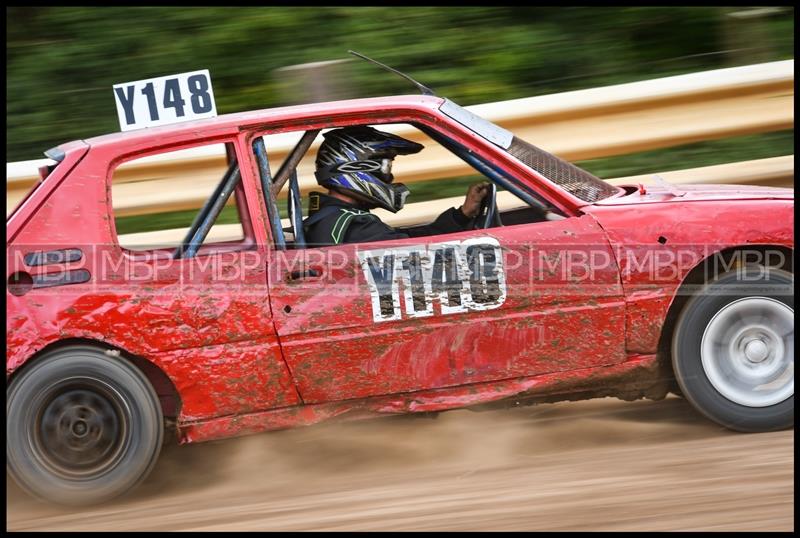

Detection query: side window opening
(111, 141), (252, 256)
(253, 130), (320, 250)
(412, 123), (560, 225)
(254, 122), (564, 250)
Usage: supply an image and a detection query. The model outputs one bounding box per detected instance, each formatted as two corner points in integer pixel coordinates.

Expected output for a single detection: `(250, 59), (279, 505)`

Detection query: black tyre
(7, 345), (163, 506)
(672, 267), (793, 432)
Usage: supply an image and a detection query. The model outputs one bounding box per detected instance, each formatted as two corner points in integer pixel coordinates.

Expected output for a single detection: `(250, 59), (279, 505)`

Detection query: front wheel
(7, 346), (163, 506)
(672, 267), (793, 432)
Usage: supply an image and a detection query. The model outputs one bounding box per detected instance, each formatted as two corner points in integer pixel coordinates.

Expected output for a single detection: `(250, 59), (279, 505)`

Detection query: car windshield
(439, 99), (620, 203)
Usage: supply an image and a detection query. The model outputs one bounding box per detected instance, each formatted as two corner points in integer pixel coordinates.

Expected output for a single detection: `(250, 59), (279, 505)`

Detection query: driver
(303, 126), (490, 246)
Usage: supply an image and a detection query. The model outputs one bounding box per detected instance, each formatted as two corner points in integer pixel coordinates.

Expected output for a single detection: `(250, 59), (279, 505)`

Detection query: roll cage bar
(174, 159), (241, 259)
(176, 119), (553, 257)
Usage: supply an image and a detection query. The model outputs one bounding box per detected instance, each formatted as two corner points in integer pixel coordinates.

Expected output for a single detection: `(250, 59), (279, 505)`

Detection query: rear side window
(110, 142), (248, 253)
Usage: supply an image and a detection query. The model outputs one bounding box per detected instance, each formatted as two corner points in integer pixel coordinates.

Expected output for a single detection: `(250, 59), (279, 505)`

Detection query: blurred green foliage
(7, 6), (794, 161)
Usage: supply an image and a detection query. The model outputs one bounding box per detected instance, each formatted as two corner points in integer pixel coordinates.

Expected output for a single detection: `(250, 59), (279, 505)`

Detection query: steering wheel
(474, 182), (502, 229)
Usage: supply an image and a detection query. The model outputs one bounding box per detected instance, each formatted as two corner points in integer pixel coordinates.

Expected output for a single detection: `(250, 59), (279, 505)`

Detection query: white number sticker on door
(358, 236), (507, 323)
(112, 69), (217, 131)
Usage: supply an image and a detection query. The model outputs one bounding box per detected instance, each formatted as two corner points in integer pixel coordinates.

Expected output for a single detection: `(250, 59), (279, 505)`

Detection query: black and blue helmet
(314, 126), (424, 212)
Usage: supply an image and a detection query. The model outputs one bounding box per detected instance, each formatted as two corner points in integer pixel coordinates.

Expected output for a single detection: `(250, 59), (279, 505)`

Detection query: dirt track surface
(6, 396), (794, 531)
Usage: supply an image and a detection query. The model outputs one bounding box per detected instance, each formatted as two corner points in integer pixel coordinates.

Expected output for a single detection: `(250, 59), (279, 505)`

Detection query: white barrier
(7, 60), (794, 218)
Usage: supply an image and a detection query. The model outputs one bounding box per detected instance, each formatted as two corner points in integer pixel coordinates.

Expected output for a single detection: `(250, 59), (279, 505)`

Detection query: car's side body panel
(584, 190), (794, 353)
(6, 129), (303, 421)
(7, 140), (90, 242)
(268, 214), (626, 404)
(180, 353), (661, 444)
(248, 108), (627, 405)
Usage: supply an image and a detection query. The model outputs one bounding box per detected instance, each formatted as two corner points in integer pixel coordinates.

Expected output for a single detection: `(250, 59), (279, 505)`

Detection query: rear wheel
(672, 267), (793, 432)
(7, 346), (163, 506)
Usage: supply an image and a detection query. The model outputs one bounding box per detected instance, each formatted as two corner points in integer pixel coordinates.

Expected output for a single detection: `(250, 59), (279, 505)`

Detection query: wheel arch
(656, 243), (794, 386)
(7, 337), (182, 421)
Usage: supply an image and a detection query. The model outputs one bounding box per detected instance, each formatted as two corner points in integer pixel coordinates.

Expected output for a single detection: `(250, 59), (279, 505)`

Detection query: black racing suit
(303, 192), (473, 247)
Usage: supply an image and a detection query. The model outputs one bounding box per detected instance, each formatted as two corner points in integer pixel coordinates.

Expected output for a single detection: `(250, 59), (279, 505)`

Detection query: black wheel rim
(33, 379), (130, 479)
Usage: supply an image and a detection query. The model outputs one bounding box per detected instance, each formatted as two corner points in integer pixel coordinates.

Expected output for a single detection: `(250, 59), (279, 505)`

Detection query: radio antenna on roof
(348, 50), (437, 96)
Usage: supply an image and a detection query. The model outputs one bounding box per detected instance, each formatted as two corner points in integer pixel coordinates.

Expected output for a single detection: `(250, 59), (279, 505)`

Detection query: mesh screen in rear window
(508, 137), (619, 203)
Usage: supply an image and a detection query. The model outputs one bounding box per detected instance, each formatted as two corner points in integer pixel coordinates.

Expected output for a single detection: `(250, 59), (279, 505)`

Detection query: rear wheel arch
(8, 338), (182, 424)
(6, 343), (169, 505)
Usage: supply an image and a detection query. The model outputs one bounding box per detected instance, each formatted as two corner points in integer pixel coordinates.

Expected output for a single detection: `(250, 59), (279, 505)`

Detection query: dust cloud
(6, 396), (794, 531)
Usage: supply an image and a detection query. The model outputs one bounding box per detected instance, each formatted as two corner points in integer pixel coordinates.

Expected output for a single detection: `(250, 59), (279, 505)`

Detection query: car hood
(591, 183), (794, 206)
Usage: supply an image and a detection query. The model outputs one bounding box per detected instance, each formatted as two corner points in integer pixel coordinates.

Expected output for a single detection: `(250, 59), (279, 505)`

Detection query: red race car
(6, 56), (794, 505)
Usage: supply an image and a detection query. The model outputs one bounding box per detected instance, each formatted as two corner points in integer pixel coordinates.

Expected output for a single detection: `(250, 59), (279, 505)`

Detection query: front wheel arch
(670, 266), (793, 432)
(655, 245), (793, 394)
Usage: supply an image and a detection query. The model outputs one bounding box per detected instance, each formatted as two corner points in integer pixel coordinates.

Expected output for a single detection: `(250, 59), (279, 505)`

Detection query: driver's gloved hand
(459, 181), (491, 219)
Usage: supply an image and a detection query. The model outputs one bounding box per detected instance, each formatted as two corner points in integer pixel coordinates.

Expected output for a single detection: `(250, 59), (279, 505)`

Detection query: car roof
(82, 94), (445, 150)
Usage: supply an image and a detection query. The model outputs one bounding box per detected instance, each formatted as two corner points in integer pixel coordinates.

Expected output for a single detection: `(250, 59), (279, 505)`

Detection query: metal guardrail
(7, 60), (794, 218)
(116, 155), (794, 248)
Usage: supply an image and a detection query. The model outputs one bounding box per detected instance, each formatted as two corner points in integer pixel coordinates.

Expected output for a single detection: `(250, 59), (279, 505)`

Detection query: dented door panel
(269, 214), (625, 403)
